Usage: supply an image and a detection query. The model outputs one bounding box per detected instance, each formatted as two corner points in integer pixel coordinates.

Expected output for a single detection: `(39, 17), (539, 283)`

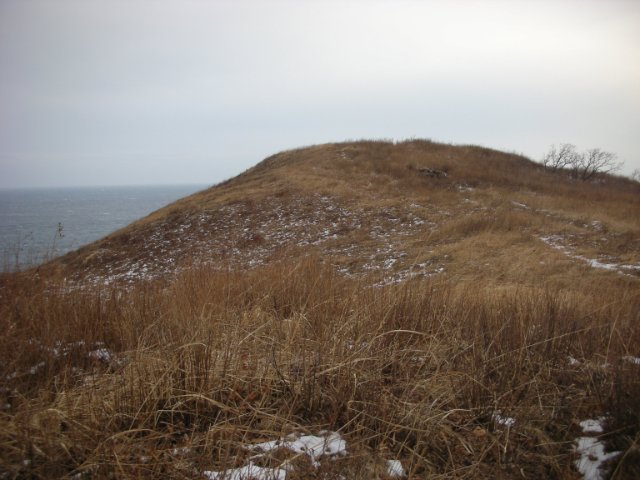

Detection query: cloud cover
(1, 0), (639, 187)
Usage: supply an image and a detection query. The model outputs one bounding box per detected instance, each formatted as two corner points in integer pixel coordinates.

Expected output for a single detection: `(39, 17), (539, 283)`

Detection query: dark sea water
(0, 184), (207, 271)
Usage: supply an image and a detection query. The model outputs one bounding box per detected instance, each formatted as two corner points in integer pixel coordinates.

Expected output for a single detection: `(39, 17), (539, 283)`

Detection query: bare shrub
(574, 148), (623, 180)
(542, 143), (579, 172)
(541, 144), (623, 180)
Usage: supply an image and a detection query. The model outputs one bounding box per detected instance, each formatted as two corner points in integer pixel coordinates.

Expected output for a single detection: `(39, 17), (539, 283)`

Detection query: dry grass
(37, 140), (640, 287)
(2, 139), (640, 478)
(1, 258), (639, 479)
(39, 140), (639, 287)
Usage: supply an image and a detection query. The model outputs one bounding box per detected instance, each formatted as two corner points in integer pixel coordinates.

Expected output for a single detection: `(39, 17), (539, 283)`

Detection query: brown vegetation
(1, 139), (639, 478)
(2, 260), (640, 478)
(33, 140), (640, 289)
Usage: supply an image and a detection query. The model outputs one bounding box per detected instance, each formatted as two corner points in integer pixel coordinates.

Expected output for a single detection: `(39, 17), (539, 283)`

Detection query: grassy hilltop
(1, 139), (640, 479)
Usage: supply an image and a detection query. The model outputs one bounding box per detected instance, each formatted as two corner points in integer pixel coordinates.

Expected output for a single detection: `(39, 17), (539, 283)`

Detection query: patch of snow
(29, 362), (45, 374)
(511, 201), (529, 209)
(171, 446), (191, 456)
(574, 437), (620, 480)
(579, 418), (605, 434)
(79, 374), (101, 387)
(383, 258), (397, 270)
(619, 264), (640, 272)
(387, 459), (406, 478)
(573, 417), (621, 480)
(205, 431), (347, 479)
(88, 348), (112, 362)
(50, 340), (86, 357)
(538, 235), (640, 275)
(372, 260), (444, 287)
(575, 256), (619, 271)
(7, 361), (46, 380)
(492, 411), (516, 428)
(247, 431), (347, 468)
(204, 462), (287, 480)
(539, 235), (569, 251)
(623, 355), (640, 365)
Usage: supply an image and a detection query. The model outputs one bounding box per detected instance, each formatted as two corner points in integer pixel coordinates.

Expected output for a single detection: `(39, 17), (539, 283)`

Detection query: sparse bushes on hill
(542, 143), (623, 180)
(577, 148), (622, 180)
(542, 143), (579, 172)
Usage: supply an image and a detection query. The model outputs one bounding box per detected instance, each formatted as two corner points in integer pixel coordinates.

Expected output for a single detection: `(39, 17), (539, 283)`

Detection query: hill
(50, 139), (640, 287)
(1, 140), (640, 479)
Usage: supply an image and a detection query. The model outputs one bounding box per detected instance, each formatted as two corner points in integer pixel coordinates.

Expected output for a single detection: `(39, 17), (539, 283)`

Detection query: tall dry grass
(2, 139), (639, 478)
(1, 258), (639, 478)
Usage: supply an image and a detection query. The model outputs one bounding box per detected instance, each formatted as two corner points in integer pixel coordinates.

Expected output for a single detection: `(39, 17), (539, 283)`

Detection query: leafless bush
(542, 144), (623, 180)
(542, 143), (579, 171)
(575, 148), (623, 180)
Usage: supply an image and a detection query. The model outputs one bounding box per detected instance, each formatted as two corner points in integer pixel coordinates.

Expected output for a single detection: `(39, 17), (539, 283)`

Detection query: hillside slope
(3, 140), (640, 479)
(50, 140), (640, 289)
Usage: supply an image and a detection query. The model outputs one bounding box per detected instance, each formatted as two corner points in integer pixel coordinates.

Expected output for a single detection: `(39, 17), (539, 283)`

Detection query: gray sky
(1, 0), (639, 188)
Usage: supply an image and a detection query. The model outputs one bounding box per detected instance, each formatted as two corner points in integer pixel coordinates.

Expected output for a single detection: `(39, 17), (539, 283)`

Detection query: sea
(0, 184), (208, 271)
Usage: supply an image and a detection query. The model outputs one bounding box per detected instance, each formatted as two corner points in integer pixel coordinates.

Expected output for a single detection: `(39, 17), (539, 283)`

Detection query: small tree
(541, 144), (623, 180)
(574, 148), (622, 180)
(541, 143), (579, 172)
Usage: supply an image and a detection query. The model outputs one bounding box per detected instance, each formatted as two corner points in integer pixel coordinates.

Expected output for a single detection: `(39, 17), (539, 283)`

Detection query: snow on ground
(623, 355), (640, 365)
(568, 356), (581, 366)
(492, 411), (516, 428)
(6, 362), (45, 380)
(579, 418), (606, 434)
(87, 347), (112, 362)
(539, 235), (640, 275)
(4, 341), (119, 382)
(77, 194), (426, 285)
(80, 193), (436, 288)
(573, 256), (622, 271)
(387, 459), (406, 477)
(372, 263), (445, 288)
(204, 463), (287, 480)
(575, 438), (620, 480)
(574, 417), (621, 480)
(203, 431), (406, 479)
(49, 340), (117, 364)
(247, 431), (347, 468)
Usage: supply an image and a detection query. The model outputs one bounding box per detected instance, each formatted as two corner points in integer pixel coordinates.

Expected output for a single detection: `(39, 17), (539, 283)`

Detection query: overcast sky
(1, 0), (639, 188)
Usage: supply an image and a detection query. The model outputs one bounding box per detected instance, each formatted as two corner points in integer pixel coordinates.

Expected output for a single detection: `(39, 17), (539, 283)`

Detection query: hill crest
(44, 139), (640, 288)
